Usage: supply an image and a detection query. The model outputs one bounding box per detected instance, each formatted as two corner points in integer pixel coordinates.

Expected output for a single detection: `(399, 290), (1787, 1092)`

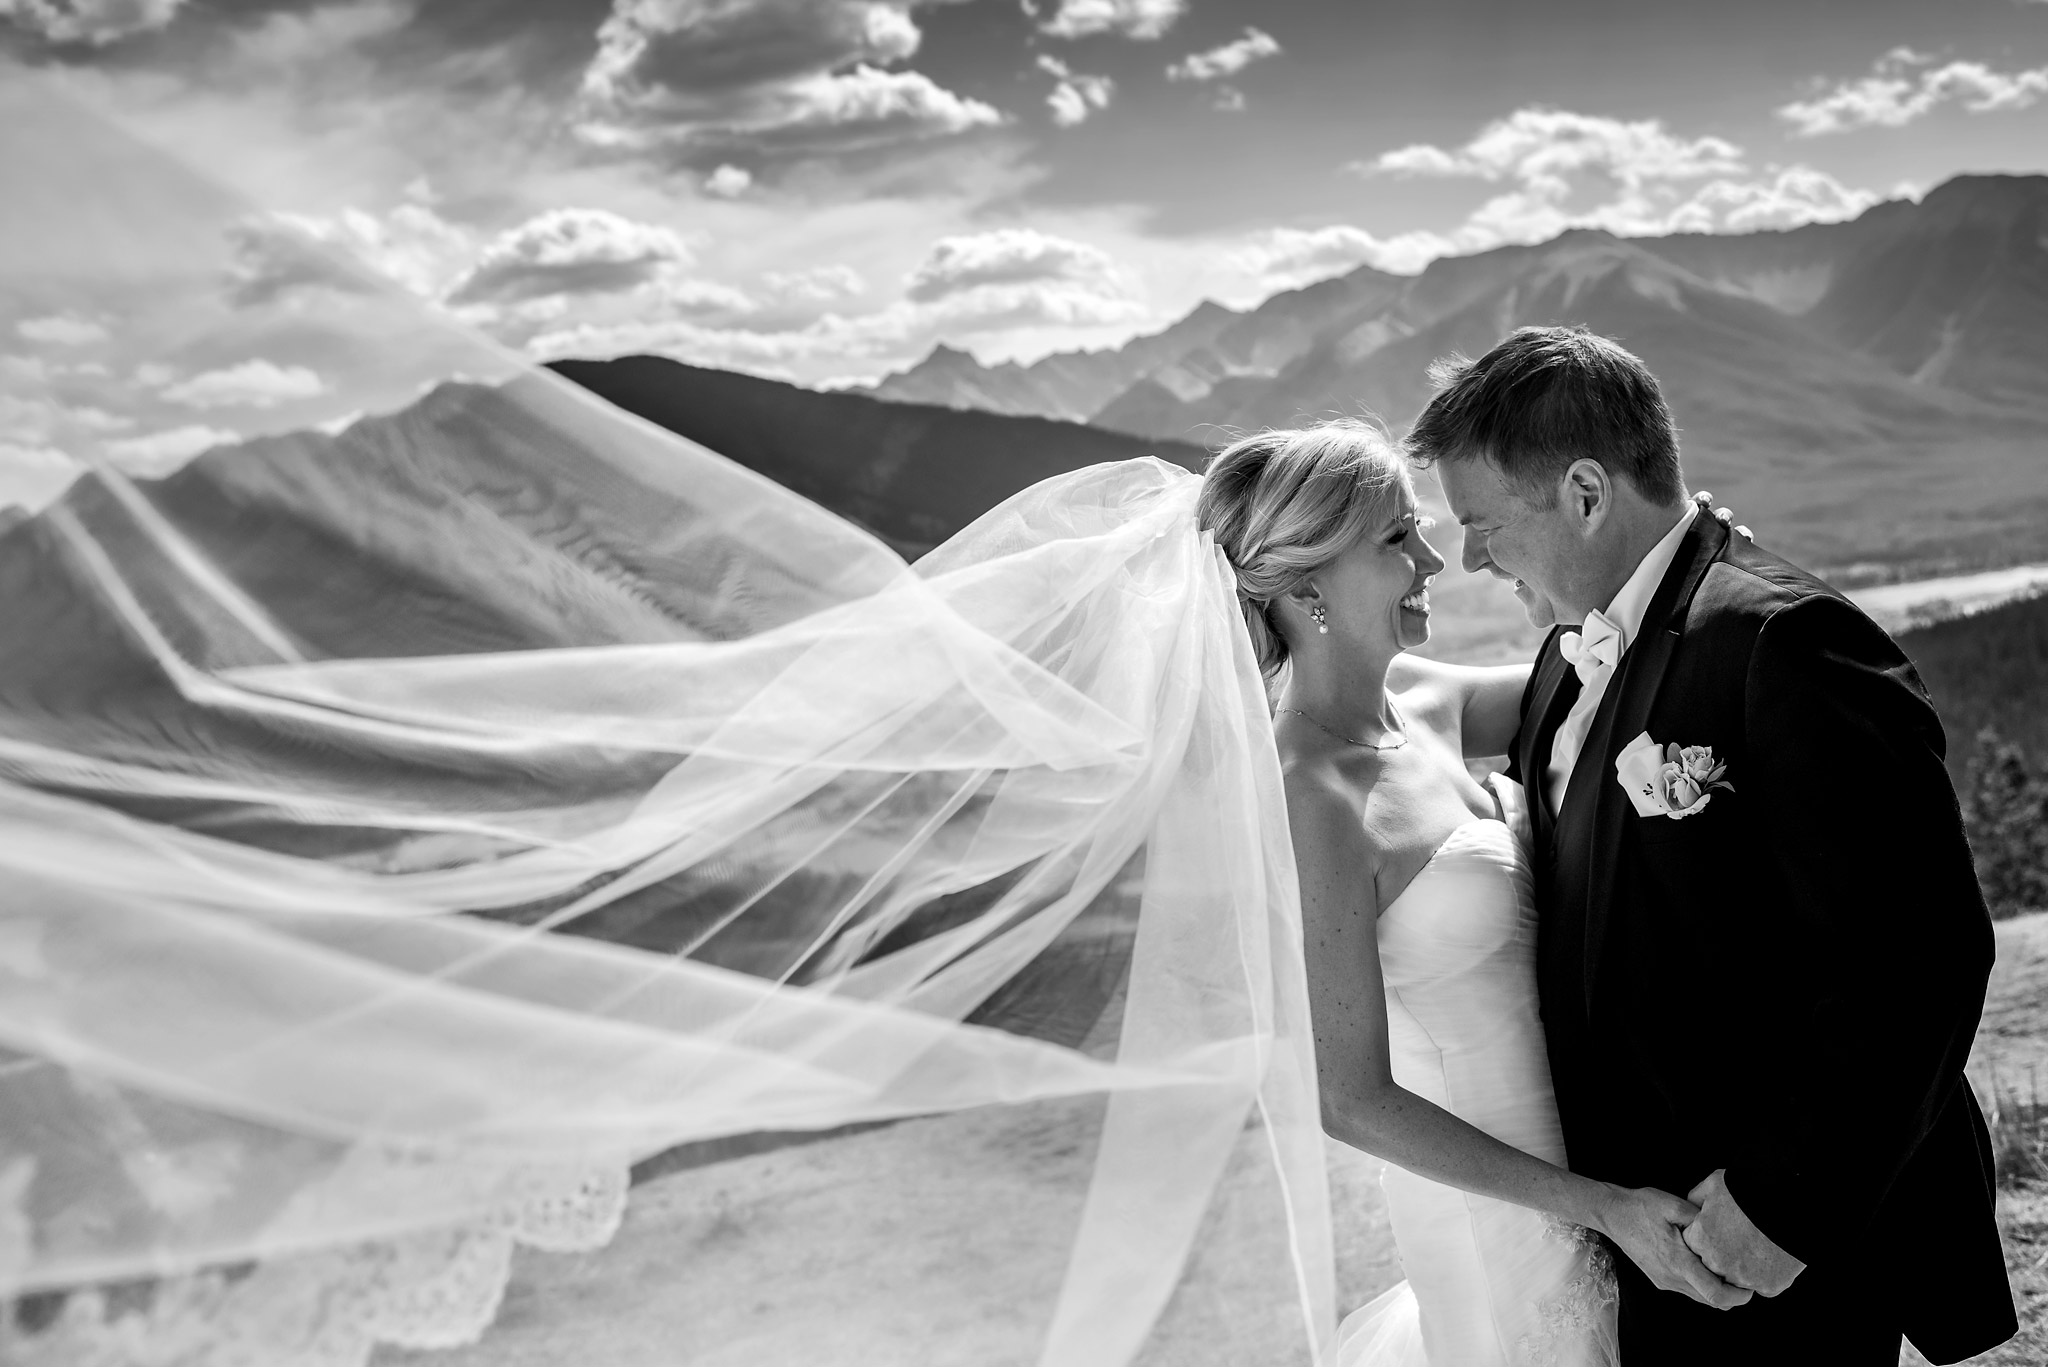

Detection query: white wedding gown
(1334, 779), (1618, 1367)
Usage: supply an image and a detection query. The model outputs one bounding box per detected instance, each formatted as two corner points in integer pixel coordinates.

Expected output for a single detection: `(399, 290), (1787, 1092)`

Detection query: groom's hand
(1682, 1168), (1806, 1297)
(1599, 1185), (1754, 1310)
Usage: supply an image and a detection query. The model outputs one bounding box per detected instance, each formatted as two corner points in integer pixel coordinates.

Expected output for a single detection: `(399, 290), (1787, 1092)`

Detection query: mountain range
(867, 174), (2048, 579)
(0, 363), (1197, 770)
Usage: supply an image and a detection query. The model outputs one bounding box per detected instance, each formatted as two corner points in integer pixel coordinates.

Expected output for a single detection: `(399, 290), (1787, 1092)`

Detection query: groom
(1409, 326), (2016, 1364)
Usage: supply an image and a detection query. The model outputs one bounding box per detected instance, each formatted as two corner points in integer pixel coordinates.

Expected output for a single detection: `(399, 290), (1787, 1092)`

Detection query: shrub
(1963, 727), (2048, 920)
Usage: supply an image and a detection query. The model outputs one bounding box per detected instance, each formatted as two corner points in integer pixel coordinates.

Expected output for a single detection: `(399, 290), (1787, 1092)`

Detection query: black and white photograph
(2, 1), (2046, 1363)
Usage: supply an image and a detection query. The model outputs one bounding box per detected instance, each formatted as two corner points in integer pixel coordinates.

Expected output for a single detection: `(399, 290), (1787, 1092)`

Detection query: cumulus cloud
(0, 393), (133, 448)
(906, 228), (1120, 302)
(446, 208), (695, 306)
(1230, 225), (1456, 284)
(1778, 48), (2048, 135)
(1037, 0), (1184, 41)
(0, 441), (81, 509)
(1037, 54), (1113, 127)
(1349, 108), (1875, 256)
(1370, 143), (1467, 177)
(764, 264), (867, 301)
(0, 354), (50, 387)
(576, 0), (1001, 161)
(159, 360), (327, 410)
(225, 217), (378, 306)
(1166, 27), (1279, 82)
(16, 313), (108, 346)
(526, 232), (1141, 378)
(1212, 85), (1245, 113)
(103, 424), (239, 474)
(655, 276), (759, 316)
(1671, 166), (1880, 233)
(763, 63), (1003, 148)
(527, 276), (1141, 376)
(0, 0), (185, 46)
(225, 0), (413, 68)
(61, 404), (131, 433)
(704, 164), (753, 197)
(1360, 109), (1746, 189)
(924, 280), (1144, 332)
(226, 205), (473, 306)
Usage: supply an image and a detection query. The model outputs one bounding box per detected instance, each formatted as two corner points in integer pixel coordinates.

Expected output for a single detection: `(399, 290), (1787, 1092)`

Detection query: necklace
(1275, 698), (1409, 751)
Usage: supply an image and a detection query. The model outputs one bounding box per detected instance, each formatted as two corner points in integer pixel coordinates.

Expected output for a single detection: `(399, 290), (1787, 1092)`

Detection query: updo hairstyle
(1196, 419), (1409, 685)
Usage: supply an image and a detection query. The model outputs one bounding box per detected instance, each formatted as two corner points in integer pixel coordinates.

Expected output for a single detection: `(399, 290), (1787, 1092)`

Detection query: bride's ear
(1279, 580), (1324, 632)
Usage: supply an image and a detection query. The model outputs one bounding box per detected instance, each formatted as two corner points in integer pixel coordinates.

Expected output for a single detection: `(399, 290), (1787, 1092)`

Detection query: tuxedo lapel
(1520, 628), (1578, 846)
(1571, 510), (1730, 1011)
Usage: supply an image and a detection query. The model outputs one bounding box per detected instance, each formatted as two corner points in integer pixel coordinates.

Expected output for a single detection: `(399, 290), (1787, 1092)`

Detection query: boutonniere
(1615, 732), (1734, 819)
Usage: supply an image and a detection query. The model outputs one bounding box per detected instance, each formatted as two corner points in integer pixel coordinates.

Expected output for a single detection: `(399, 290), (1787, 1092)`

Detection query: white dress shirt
(1545, 508), (1698, 816)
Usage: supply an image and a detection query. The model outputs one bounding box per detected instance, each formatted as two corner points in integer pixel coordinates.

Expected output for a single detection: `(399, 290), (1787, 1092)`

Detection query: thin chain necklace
(1275, 697), (1409, 751)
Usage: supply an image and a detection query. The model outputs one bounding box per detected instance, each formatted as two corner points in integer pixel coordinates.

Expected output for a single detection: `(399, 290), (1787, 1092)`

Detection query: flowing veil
(0, 72), (1341, 1365)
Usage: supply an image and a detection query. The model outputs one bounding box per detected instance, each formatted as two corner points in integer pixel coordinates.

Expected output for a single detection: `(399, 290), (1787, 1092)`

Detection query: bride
(1, 88), (1746, 1367)
(1197, 423), (1707, 1366)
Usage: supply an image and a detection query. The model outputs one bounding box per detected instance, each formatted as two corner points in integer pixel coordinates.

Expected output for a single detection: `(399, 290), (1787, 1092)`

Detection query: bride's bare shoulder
(1387, 654), (1464, 719)
(1391, 655), (1532, 709)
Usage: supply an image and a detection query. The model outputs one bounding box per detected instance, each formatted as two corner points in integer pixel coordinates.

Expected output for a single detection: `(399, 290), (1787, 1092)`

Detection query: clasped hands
(1601, 1168), (1805, 1311)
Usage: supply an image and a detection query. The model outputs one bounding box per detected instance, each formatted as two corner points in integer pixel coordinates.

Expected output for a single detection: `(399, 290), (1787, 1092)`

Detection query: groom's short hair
(1404, 326), (1684, 507)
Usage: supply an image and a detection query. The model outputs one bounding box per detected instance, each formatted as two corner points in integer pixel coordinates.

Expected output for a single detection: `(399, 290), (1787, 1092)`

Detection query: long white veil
(0, 73), (1336, 1366)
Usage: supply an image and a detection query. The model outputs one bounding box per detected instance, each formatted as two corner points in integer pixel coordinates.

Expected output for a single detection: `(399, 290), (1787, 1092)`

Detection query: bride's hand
(1692, 489), (1751, 539)
(1592, 1183), (1756, 1311)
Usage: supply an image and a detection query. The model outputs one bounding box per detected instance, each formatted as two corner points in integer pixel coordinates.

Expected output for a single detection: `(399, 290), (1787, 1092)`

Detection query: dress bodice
(1336, 783), (1615, 1367)
(1376, 814), (1567, 1172)
(1377, 819), (1536, 1005)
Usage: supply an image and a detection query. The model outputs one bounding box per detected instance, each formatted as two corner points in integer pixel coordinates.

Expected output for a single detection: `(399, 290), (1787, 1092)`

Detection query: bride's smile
(1287, 500), (1447, 663)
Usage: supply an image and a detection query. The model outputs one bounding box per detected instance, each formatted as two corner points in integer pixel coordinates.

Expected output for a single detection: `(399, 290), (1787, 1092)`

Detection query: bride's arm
(1387, 656), (1530, 757)
(1284, 766), (1748, 1309)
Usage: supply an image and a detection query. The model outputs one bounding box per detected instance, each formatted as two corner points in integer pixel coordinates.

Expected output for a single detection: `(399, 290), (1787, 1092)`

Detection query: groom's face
(1435, 456), (1578, 630)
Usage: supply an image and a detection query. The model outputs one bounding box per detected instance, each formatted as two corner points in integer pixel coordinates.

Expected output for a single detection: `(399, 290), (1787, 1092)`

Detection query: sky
(4, 0), (2048, 505)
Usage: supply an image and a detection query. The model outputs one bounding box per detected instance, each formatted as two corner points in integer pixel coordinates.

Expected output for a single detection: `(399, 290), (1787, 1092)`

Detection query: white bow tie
(1558, 608), (1624, 687)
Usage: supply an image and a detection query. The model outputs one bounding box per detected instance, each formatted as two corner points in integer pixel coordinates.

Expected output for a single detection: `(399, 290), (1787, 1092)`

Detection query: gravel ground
(1904, 911), (2048, 1367)
(381, 914), (2048, 1367)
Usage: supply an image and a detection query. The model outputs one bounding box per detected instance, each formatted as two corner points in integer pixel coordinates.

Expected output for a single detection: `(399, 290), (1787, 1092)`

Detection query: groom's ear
(1561, 458), (1612, 533)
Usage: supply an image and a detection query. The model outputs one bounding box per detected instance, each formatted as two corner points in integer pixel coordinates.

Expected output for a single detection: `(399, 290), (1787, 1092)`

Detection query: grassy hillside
(549, 356), (1209, 558)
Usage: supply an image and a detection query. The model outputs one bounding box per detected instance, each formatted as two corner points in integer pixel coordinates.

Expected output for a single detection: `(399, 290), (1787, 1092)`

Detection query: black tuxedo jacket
(1507, 511), (2015, 1361)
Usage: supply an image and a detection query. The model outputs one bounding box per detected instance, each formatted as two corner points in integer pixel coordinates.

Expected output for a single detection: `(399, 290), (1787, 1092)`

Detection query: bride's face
(1307, 484), (1445, 654)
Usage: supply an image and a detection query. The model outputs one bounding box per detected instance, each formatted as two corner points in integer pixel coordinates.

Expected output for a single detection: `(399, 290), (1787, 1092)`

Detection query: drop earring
(1310, 604), (1328, 634)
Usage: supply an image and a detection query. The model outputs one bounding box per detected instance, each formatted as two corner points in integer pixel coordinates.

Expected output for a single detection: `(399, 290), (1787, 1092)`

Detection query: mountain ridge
(869, 173), (2048, 433)
(862, 174), (2048, 577)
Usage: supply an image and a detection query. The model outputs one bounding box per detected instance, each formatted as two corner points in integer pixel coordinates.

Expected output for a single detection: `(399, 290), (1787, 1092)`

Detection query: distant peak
(1915, 172), (2048, 215)
(1858, 172), (2048, 238)
(1924, 171), (2048, 195)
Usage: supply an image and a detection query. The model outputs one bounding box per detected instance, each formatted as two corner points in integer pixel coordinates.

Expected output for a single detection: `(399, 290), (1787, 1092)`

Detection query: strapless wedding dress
(1334, 779), (1617, 1367)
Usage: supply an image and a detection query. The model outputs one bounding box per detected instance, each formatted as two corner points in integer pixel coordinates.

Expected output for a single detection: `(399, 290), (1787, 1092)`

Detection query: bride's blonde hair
(1196, 419), (1409, 684)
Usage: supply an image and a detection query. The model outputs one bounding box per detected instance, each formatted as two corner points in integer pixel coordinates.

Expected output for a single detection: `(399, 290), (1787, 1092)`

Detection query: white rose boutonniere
(1615, 732), (1735, 819)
